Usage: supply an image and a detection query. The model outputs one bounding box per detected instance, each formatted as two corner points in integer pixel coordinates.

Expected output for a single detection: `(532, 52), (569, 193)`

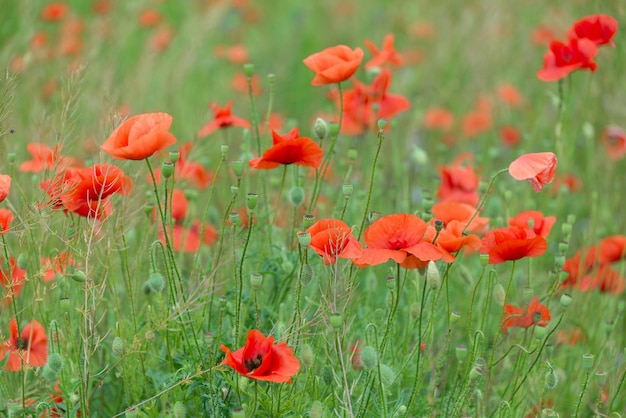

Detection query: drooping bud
(112, 336), (124, 357)
(360, 346), (378, 370)
(300, 343), (314, 369)
(148, 271), (165, 293)
(47, 352), (64, 374)
(544, 365), (558, 390)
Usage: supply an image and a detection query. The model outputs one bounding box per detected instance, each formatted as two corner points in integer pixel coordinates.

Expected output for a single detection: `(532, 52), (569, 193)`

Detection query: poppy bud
(329, 313), (343, 330)
(300, 263), (313, 284)
(321, 365), (334, 386)
(567, 214), (576, 225)
(309, 400), (324, 418)
(494, 283), (506, 306)
(7, 152), (15, 164)
(368, 210), (382, 223)
(347, 148), (358, 162)
(313, 118), (328, 140)
(70, 269), (86, 283)
(169, 151), (180, 164)
(281, 259), (293, 273)
(342, 184), (353, 198)
(161, 162), (174, 179)
(327, 122), (340, 138)
(558, 241), (569, 254)
(148, 271), (165, 293)
(289, 187), (305, 206)
(410, 302), (420, 320)
(17, 253), (28, 270)
(561, 223), (572, 236)
(426, 261), (440, 290)
(377, 118), (387, 131)
(173, 401), (186, 418)
(297, 232), (311, 247)
(456, 345), (468, 362)
(360, 346), (378, 370)
(300, 343), (314, 369)
(421, 190), (433, 213)
(545, 366), (558, 390)
(112, 336), (124, 357)
(534, 324), (548, 340)
(47, 352), (64, 374)
(379, 363), (395, 387)
(560, 293), (572, 308)
(250, 273), (263, 290)
(582, 353), (594, 371)
(503, 190), (513, 202)
(229, 211), (240, 226)
(303, 213), (315, 228)
(221, 145), (229, 157)
(243, 63), (254, 77)
(232, 160), (244, 178)
(411, 146), (428, 166)
(246, 193), (258, 211)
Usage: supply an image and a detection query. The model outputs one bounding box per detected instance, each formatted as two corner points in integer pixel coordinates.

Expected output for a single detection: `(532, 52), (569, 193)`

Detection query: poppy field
(1, 0), (626, 417)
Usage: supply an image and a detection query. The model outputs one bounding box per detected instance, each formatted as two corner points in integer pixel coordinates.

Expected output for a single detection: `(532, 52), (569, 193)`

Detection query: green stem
(357, 126), (385, 240)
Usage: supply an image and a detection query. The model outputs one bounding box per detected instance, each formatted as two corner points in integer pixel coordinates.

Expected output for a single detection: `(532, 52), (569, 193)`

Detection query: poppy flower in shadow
(569, 14), (618, 47)
(248, 128), (323, 170)
(197, 101), (251, 138)
(508, 152), (557, 192)
(437, 153), (480, 206)
(102, 112), (177, 160)
(305, 219), (363, 265)
(220, 329), (300, 383)
(502, 297), (550, 334)
(354, 213), (443, 269)
(1, 319), (48, 371)
(303, 45), (363, 86)
(481, 226), (548, 264)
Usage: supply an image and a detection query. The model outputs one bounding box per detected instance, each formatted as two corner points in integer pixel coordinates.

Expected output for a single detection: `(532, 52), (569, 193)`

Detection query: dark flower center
(244, 353), (263, 372)
(17, 337), (29, 350)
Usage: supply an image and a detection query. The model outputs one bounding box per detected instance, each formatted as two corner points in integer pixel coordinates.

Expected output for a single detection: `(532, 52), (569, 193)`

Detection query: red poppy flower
(0, 208), (14, 234)
(197, 101), (251, 138)
(423, 106), (454, 131)
(20, 143), (80, 173)
(354, 213), (443, 269)
(1, 257), (26, 305)
(151, 143), (213, 188)
(364, 34), (404, 69)
(248, 128), (323, 170)
(220, 329), (300, 383)
(303, 45), (364, 86)
(509, 210), (556, 239)
(499, 125), (522, 147)
(41, 252), (76, 282)
(437, 154), (480, 206)
(138, 8), (162, 27)
(153, 189), (188, 224)
(160, 221), (217, 253)
(601, 125), (626, 160)
(537, 38), (597, 82)
(508, 152), (557, 192)
(149, 26), (174, 53)
(231, 72), (262, 96)
(305, 219), (363, 265)
(60, 164), (133, 220)
(432, 201), (489, 232)
(552, 173), (582, 194)
(461, 98), (492, 139)
(102, 113), (177, 160)
(565, 263), (625, 295)
(496, 83), (524, 107)
(0, 319), (48, 371)
(598, 235), (626, 264)
(425, 220), (481, 262)
(214, 44), (250, 65)
(41, 2), (68, 21)
(502, 297), (550, 334)
(0, 175), (10, 203)
(569, 14), (618, 47)
(481, 226), (548, 264)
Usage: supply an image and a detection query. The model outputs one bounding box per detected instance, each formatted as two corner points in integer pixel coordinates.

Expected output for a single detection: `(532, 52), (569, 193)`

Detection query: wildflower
(481, 226), (548, 264)
(499, 125), (522, 147)
(151, 143), (213, 188)
(160, 221), (217, 253)
(305, 219), (363, 264)
(509, 210), (556, 238)
(214, 44), (250, 65)
(41, 252), (76, 282)
(197, 101), (251, 138)
(601, 125), (626, 160)
(569, 14), (618, 47)
(431, 201), (489, 232)
(220, 329), (300, 383)
(303, 45), (363, 86)
(41, 2), (68, 21)
(1, 257), (26, 305)
(0, 175), (11, 203)
(0, 209), (14, 234)
(437, 153), (480, 206)
(425, 220), (481, 262)
(537, 38), (597, 82)
(59, 164), (133, 220)
(20, 143), (79, 173)
(502, 296), (550, 334)
(138, 8), (162, 27)
(508, 152), (557, 192)
(355, 213), (443, 269)
(364, 34), (404, 69)
(496, 83), (524, 107)
(0, 319), (48, 371)
(423, 106), (454, 131)
(101, 112), (177, 160)
(248, 128), (323, 170)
